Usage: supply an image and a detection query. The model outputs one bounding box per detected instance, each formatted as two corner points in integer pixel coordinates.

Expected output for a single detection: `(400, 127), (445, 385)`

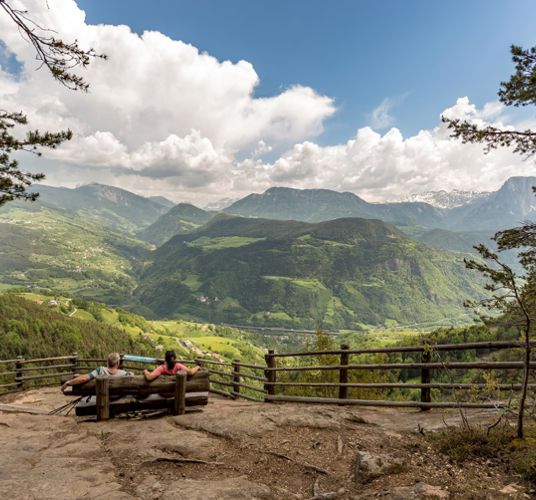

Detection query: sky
(1, 0), (536, 205)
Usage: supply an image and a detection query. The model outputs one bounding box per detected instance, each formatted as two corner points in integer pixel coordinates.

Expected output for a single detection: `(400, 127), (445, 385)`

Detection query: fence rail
(0, 339), (534, 409)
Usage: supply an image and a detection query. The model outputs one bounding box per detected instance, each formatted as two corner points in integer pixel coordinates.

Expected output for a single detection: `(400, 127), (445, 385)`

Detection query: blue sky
(78, 0), (536, 145)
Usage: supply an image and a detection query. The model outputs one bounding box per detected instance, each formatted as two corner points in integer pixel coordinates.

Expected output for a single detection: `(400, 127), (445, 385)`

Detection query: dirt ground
(0, 387), (532, 499)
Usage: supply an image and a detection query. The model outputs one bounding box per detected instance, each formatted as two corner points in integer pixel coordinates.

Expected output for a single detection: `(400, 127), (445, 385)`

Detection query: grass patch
(263, 276), (327, 290)
(72, 309), (95, 321)
(187, 236), (265, 250)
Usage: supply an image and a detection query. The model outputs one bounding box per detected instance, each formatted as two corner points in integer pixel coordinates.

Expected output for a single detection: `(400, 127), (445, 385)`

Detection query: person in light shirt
(144, 350), (200, 381)
(61, 352), (131, 392)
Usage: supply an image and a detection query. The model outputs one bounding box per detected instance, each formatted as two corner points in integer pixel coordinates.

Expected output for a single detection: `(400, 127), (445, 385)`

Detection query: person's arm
(185, 365), (200, 376)
(144, 366), (162, 381)
(61, 373), (90, 393)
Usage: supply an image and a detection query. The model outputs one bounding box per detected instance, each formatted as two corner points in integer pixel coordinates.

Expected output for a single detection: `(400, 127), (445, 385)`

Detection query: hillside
(137, 203), (215, 245)
(3, 292), (268, 365)
(136, 215), (485, 329)
(0, 294), (153, 360)
(0, 205), (150, 306)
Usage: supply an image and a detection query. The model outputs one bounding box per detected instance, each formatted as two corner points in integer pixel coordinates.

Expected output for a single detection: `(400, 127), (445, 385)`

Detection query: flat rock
(138, 476), (272, 499)
(102, 419), (221, 461)
(272, 409), (341, 430)
(353, 451), (405, 484)
(174, 409), (277, 438)
(414, 482), (449, 499)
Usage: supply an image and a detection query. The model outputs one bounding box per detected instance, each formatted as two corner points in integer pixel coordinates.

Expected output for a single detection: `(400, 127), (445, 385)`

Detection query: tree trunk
(517, 322), (531, 439)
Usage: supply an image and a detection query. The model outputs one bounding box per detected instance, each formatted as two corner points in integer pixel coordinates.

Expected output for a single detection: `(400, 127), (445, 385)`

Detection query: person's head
(165, 350), (176, 370)
(107, 352), (121, 369)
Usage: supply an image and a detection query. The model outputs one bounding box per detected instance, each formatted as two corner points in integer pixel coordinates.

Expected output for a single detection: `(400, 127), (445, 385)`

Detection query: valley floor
(0, 389), (531, 499)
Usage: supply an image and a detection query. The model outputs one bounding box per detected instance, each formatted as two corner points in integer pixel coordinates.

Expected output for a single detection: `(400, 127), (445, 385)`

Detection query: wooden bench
(65, 370), (209, 420)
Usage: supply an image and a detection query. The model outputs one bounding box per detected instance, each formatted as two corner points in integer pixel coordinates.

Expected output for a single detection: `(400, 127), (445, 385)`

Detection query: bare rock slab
(137, 476), (272, 499)
(353, 451), (405, 484)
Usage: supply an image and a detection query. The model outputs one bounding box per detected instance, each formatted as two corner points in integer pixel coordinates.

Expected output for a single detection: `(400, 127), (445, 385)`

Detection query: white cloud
(0, 0), (335, 171)
(0, 2), (534, 205)
(233, 97), (536, 202)
(25, 96), (536, 204)
(368, 97), (396, 129)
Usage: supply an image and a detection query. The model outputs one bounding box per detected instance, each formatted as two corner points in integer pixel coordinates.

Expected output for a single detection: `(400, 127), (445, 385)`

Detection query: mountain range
(223, 176), (536, 233)
(1, 175), (534, 329)
(224, 187), (446, 227)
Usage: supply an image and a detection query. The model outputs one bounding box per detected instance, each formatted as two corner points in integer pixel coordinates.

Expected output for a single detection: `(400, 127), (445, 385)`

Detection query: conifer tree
(0, 0), (105, 206)
(445, 44), (536, 438)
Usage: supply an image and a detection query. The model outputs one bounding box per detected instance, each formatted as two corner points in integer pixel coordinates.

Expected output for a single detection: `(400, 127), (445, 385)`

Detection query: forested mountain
(137, 203), (215, 245)
(414, 228), (494, 254)
(413, 228), (523, 272)
(135, 215), (484, 329)
(225, 186), (446, 227)
(20, 183), (168, 232)
(225, 177), (536, 233)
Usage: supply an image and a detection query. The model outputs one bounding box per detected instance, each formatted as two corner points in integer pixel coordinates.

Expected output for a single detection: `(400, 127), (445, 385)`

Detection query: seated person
(144, 350), (200, 381)
(61, 352), (131, 393)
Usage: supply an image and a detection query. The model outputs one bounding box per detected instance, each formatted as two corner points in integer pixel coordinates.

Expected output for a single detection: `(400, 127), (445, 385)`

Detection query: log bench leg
(96, 377), (110, 421)
(174, 371), (186, 416)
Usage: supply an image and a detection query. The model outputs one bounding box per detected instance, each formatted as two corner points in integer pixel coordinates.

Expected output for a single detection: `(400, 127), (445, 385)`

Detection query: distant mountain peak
(203, 197), (238, 211)
(499, 176), (536, 191)
(398, 189), (490, 209)
(148, 196), (175, 209)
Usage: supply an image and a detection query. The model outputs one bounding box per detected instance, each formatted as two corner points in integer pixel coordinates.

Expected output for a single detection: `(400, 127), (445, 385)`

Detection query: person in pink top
(143, 350), (200, 381)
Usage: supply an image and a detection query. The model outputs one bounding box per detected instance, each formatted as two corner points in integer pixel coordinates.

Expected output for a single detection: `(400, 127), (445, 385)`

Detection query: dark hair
(165, 350), (176, 370)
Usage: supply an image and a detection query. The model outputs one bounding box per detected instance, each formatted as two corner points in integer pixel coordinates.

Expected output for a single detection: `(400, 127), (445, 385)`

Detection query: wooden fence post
(232, 360), (240, 399)
(70, 352), (78, 376)
(421, 348), (432, 411)
(96, 377), (110, 421)
(264, 349), (276, 402)
(339, 344), (349, 403)
(174, 371), (186, 415)
(15, 356), (24, 391)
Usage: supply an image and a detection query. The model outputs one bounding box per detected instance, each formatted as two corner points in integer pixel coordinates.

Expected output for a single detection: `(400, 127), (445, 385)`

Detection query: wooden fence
(1, 339), (535, 409)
